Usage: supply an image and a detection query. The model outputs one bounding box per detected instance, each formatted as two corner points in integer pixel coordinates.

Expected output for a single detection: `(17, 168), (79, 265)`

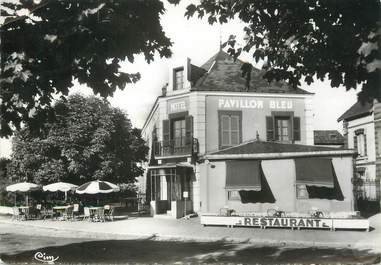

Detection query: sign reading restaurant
(218, 98), (293, 110)
(235, 216), (332, 229)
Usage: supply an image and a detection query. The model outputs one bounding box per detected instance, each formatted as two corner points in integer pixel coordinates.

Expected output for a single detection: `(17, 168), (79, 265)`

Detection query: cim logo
(34, 252), (59, 264)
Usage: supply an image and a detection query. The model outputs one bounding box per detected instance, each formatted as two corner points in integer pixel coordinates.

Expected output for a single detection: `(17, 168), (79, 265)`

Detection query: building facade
(142, 51), (356, 218)
(338, 100), (381, 210)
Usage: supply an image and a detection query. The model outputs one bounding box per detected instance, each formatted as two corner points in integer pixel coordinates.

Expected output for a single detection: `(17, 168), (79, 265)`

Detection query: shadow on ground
(1, 237), (380, 264)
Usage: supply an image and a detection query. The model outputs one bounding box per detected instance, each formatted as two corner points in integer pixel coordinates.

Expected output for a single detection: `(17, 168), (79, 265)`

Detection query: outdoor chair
(12, 207), (25, 221)
(72, 204), (80, 220)
(83, 207), (91, 221)
(104, 205), (115, 221)
(96, 208), (105, 222)
(63, 206), (74, 221)
(40, 208), (54, 220)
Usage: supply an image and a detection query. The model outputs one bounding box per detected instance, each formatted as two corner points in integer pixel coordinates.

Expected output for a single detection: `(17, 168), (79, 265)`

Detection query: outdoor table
(88, 207), (105, 222)
(17, 206), (30, 220)
(52, 206), (71, 220)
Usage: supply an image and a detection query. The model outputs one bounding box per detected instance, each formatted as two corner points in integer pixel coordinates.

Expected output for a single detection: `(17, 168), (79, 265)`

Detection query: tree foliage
(0, 158), (11, 205)
(7, 94), (148, 185)
(0, 0), (172, 137)
(177, 0), (381, 101)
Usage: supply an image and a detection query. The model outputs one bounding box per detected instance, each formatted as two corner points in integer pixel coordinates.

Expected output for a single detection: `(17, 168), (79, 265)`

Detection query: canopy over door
(294, 158), (335, 188)
(225, 160), (261, 191)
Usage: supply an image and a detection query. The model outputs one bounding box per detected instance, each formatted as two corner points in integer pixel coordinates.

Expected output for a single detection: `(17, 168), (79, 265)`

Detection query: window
(354, 129), (367, 157)
(275, 117), (290, 141)
(219, 111), (242, 148)
(266, 113), (300, 142)
(228, 190), (240, 200)
(173, 67), (184, 90)
(172, 118), (186, 147)
(296, 184), (309, 199)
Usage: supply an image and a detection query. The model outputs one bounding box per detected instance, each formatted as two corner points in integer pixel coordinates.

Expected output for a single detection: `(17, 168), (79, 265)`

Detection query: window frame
(227, 190), (241, 201)
(271, 111), (294, 143)
(296, 184), (309, 199)
(218, 110), (242, 149)
(354, 128), (367, 158)
(173, 67), (184, 91)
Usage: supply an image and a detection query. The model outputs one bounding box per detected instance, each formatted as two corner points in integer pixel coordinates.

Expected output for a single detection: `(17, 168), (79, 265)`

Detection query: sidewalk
(1, 214), (380, 253)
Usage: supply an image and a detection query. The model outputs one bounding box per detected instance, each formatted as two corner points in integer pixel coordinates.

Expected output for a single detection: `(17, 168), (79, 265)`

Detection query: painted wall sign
(170, 101), (186, 112)
(168, 97), (189, 113)
(234, 217), (332, 229)
(218, 98), (293, 110)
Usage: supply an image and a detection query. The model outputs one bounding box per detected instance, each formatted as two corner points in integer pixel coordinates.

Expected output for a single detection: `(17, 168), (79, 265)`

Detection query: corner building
(142, 51), (356, 218)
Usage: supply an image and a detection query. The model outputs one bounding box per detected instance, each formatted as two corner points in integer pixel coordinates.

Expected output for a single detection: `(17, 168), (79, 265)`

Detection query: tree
(0, 0), (172, 137)
(0, 158), (11, 205)
(177, 0), (381, 102)
(7, 94), (148, 186)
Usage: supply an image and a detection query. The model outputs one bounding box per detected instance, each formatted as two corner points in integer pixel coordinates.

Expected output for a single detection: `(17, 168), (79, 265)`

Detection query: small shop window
(219, 111), (242, 149)
(296, 184), (309, 199)
(228, 190), (240, 200)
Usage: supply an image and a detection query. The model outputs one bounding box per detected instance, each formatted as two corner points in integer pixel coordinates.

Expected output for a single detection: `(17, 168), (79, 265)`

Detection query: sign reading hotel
(168, 97), (189, 113)
(218, 98), (293, 110)
(234, 217), (332, 229)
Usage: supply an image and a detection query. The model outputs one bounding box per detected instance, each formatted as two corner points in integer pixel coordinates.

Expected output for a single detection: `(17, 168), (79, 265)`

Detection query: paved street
(1, 232), (380, 264)
(1, 214), (380, 252)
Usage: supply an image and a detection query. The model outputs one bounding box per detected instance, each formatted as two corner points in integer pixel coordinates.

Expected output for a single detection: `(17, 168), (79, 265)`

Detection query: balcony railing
(154, 137), (198, 158)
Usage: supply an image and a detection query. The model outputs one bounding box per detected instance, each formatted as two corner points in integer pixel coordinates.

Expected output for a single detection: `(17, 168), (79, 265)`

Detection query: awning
(225, 160), (261, 191)
(294, 158), (335, 188)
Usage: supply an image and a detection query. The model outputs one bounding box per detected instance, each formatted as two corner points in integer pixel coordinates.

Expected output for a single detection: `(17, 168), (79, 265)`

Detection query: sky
(0, 1), (359, 158)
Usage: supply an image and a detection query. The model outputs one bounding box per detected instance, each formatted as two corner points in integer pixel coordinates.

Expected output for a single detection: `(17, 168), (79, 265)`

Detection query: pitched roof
(313, 130), (344, 145)
(192, 50), (312, 95)
(208, 140), (348, 156)
(337, 101), (373, 122)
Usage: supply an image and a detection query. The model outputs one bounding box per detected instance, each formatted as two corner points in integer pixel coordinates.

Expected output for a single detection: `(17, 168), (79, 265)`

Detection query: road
(1, 232), (380, 264)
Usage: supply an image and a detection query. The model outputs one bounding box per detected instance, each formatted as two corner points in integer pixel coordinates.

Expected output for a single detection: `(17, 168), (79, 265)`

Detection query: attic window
(173, 67), (184, 90)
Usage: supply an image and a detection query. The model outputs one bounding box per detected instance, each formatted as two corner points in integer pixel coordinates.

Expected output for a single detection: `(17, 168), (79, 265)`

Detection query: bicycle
(267, 208), (286, 217)
(308, 208), (325, 218)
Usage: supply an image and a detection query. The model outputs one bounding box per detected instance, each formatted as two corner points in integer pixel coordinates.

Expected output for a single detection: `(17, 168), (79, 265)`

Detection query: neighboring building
(142, 50), (356, 218)
(313, 130), (344, 148)
(338, 100), (381, 210)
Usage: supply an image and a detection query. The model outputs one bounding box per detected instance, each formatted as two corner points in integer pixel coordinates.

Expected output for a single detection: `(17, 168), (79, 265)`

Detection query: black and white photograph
(0, 0), (380, 264)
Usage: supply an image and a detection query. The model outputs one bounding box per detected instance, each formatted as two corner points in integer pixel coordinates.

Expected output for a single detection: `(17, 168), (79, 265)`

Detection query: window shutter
(353, 135), (358, 153)
(266, 116), (274, 141)
(364, 134), (367, 156)
(185, 115), (193, 144)
(152, 126), (157, 141)
(162, 119), (170, 146)
(293, 117), (301, 141)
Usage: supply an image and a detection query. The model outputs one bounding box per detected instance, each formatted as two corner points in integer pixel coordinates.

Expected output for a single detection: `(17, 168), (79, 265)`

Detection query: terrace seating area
(11, 204), (118, 222)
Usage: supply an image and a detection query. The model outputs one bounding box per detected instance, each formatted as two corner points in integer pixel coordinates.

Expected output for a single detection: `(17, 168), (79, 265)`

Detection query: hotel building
(141, 51), (356, 218)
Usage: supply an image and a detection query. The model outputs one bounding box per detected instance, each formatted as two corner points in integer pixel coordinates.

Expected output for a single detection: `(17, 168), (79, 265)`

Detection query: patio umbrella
(76, 180), (120, 194)
(6, 182), (40, 205)
(43, 182), (78, 201)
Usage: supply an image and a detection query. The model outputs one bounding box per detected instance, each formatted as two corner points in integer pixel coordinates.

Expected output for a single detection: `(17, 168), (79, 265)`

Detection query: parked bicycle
(267, 208), (286, 217)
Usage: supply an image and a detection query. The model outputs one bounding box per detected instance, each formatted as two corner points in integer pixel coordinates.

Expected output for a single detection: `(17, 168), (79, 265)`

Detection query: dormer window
(173, 67), (184, 90)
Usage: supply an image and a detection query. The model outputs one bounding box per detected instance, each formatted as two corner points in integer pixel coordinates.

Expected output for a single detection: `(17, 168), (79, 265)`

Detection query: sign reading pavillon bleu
(218, 98), (293, 110)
